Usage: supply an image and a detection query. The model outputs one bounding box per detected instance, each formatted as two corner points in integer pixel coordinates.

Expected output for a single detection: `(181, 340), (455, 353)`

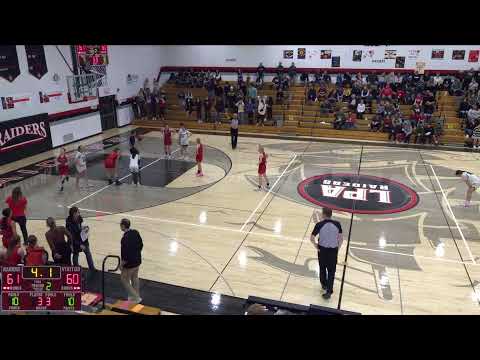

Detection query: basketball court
(2, 125), (480, 314)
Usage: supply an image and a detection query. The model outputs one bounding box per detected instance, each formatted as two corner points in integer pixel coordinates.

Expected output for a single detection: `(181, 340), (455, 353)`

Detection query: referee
(310, 208), (343, 300)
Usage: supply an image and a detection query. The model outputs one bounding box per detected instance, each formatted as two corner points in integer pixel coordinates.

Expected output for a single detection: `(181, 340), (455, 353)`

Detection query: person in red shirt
(380, 84), (393, 99)
(104, 148), (121, 185)
(57, 147), (70, 192)
(25, 235), (48, 266)
(6, 187), (28, 245)
(0, 235), (24, 266)
(257, 145), (270, 190)
(195, 138), (204, 177)
(1, 208), (17, 248)
(162, 123), (173, 159)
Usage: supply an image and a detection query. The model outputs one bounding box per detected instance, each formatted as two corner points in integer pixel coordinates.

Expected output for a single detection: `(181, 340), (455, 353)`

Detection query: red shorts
(258, 164), (266, 175)
(196, 154), (203, 163)
(59, 165), (69, 176)
(104, 160), (116, 169)
(164, 139), (172, 146)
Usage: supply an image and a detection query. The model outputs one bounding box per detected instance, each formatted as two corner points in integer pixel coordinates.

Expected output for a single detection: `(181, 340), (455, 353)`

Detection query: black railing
(101, 255), (121, 310)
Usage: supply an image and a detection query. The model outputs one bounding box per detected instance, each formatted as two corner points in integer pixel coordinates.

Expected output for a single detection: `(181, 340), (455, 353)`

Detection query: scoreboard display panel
(1, 266), (82, 311)
(76, 45), (108, 66)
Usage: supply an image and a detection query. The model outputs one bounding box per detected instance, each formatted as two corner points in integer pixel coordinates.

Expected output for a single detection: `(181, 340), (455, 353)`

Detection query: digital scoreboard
(1, 266), (82, 311)
(76, 45), (108, 66)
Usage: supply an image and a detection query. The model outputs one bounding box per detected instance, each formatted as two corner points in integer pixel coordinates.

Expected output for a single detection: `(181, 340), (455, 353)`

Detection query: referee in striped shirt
(310, 208), (343, 300)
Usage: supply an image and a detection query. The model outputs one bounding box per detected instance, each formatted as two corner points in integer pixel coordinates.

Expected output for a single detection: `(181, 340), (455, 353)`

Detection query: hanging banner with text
(25, 45), (48, 79)
(0, 45), (21, 82)
(0, 113), (52, 166)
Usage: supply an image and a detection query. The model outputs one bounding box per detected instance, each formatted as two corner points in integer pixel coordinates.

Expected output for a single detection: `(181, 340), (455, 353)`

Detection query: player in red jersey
(161, 123), (173, 159)
(104, 148), (121, 185)
(195, 138), (204, 177)
(257, 145), (270, 190)
(56, 147), (70, 192)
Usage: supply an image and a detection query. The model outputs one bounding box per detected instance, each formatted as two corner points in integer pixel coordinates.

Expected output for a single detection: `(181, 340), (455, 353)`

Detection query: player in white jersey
(455, 170), (480, 207)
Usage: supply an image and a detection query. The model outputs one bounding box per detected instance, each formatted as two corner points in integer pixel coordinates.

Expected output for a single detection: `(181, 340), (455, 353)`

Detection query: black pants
(230, 128), (238, 149)
(12, 216), (28, 244)
(318, 246), (338, 293)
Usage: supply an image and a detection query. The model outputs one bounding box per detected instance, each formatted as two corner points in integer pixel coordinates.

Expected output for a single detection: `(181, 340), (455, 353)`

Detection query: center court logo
(297, 173), (419, 215)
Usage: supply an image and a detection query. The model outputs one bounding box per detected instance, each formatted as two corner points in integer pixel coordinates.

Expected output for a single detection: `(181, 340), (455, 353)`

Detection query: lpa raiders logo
(297, 173), (418, 214)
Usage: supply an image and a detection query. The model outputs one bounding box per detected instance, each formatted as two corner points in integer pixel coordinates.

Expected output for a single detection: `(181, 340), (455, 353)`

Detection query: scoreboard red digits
(1, 266), (82, 311)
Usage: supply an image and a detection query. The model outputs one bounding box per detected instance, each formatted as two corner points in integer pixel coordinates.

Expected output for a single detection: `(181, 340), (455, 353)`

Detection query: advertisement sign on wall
(468, 50), (479, 62)
(452, 50), (466, 60)
(320, 50), (332, 59)
(0, 113), (52, 166)
(431, 49), (445, 59)
(1, 94), (33, 110)
(297, 48), (306, 59)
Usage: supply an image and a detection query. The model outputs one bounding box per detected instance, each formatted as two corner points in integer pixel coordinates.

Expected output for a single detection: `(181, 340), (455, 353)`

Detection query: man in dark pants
(120, 218), (144, 303)
(230, 114), (239, 149)
(310, 208), (343, 300)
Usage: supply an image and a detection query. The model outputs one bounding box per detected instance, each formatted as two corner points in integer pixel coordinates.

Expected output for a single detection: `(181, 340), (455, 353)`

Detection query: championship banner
(0, 113), (52, 166)
(25, 45), (48, 79)
(39, 91), (63, 104)
(0, 45), (20, 82)
(1, 93), (33, 110)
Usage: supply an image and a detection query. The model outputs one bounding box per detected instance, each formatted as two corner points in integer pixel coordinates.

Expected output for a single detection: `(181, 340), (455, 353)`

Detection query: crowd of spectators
(171, 66), (283, 126)
(455, 69), (480, 147)
(131, 79), (168, 121)
(163, 65), (480, 146)
(301, 70), (451, 144)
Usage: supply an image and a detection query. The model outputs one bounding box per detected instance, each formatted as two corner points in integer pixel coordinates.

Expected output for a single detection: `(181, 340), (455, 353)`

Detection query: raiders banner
(0, 45), (21, 82)
(0, 113), (53, 166)
(25, 45), (48, 79)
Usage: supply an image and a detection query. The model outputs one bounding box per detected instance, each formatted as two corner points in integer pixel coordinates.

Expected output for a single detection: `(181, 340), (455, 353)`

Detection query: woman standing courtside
(6, 187), (28, 245)
(66, 207), (95, 270)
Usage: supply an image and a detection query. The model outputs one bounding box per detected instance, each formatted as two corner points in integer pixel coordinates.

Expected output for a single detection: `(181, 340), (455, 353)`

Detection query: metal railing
(101, 255), (121, 310)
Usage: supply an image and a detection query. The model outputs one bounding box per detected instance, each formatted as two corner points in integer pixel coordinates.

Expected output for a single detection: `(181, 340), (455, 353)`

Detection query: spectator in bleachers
(323, 71), (331, 84)
(382, 116), (392, 133)
(402, 118), (413, 144)
(450, 77), (464, 96)
(467, 105), (480, 124)
(378, 72), (386, 88)
(257, 98), (267, 126)
(203, 97), (213, 123)
(333, 109), (346, 129)
(356, 100), (366, 119)
(343, 85), (352, 102)
(136, 88), (146, 118)
(367, 72), (378, 86)
(167, 72), (176, 84)
(380, 84), (394, 100)
(236, 98), (245, 124)
(215, 97), (225, 125)
(369, 115), (382, 132)
(307, 86), (316, 104)
(317, 82), (327, 101)
(424, 122), (439, 145)
(300, 72), (309, 86)
(433, 73), (443, 88)
(246, 98), (256, 125)
(266, 96), (274, 123)
(257, 62), (266, 82)
(247, 84), (257, 101)
(468, 78), (479, 95)
(237, 69), (243, 85)
(344, 112), (356, 129)
(389, 116), (403, 142)
(288, 63), (297, 85)
(335, 73), (343, 86)
(459, 98), (471, 121)
(349, 94), (357, 111)
(193, 98), (201, 123)
(276, 62), (284, 76)
(319, 100), (330, 114)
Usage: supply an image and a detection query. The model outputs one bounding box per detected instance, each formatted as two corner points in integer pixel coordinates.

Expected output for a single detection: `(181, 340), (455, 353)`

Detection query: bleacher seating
(134, 70), (468, 146)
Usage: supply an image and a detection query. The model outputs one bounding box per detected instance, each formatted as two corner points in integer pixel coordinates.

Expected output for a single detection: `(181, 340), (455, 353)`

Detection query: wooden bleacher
(134, 82), (466, 145)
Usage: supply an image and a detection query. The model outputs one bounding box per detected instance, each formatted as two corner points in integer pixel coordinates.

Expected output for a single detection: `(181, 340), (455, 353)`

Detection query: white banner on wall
(39, 91), (63, 104)
(1, 93), (33, 110)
